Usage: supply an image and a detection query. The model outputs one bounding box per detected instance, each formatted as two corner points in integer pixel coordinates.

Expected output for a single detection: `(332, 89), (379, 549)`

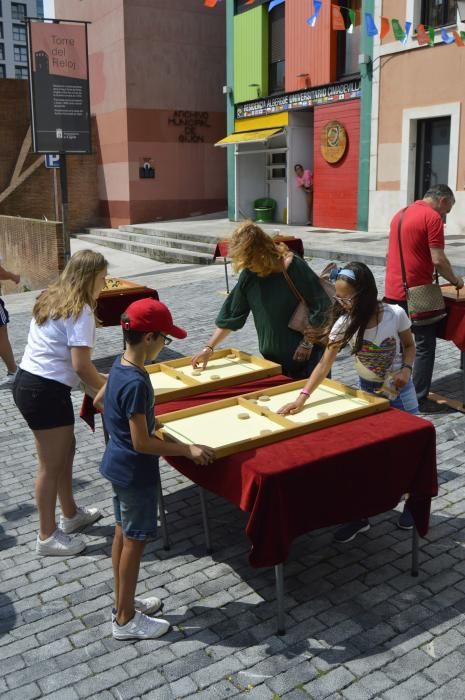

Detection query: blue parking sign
(45, 154), (61, 168)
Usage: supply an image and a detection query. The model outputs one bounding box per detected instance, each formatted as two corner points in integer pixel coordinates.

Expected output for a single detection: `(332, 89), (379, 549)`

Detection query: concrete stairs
(75, 225), (220, 265)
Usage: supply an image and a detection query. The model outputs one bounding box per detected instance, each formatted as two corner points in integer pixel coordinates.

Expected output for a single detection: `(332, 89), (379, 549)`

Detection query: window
(0, 23), (3, 39)
(0, 64), (5, 78)
(421, 0), (456, 27)
(0, 2), (2, 17)
(0, 44), (4, 60)
(15, 65), (28, 79)
(14, 44), (27, 62)
(36, 0), (44, 19)
(336, 0), (361, 78)
(266, 151), (287, 181)
(13, 24), (26, 41)
(11, 3), (27, 20)
(269, 3), (285, 94)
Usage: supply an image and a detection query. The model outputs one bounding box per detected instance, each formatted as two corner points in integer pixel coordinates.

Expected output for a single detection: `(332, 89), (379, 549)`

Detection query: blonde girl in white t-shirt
(14, 250), (108, 556)
(278, 261), (418, 542)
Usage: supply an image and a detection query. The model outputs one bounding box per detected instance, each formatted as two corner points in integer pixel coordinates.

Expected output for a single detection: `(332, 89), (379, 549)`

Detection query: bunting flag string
(204, 0), (465, 49)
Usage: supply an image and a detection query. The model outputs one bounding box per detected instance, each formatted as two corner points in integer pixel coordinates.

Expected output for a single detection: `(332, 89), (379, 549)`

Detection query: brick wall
(0, 215), (64, 295)
(0, 79), (100, 232)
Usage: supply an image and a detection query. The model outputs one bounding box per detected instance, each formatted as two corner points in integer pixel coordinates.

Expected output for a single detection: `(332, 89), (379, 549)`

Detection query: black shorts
(13, 368), (75, 430)
(0, 298), (9, 328)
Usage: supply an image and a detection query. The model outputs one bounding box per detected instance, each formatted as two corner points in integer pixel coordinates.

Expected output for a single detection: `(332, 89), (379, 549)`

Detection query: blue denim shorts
(359, 377), (419, 415)
(112, 482), (158, 541)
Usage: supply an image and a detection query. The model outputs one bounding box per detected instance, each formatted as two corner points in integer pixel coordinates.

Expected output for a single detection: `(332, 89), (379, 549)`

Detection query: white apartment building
(0, 0), (44, 79)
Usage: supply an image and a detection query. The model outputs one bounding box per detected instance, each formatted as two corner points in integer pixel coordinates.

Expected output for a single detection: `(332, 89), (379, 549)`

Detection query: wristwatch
(401, 363), (413, 372)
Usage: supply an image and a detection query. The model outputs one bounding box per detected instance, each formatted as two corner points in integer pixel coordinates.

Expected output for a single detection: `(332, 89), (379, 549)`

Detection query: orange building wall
(285, 0), (335, 93)
(313, 99), (360, 229)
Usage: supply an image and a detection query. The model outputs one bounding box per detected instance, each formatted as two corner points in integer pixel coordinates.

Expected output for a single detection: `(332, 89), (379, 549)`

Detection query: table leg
(199, 487), (212, 554)
(275, 563), (285, 635)
(157, 479), (170, 551)
(411, 525), (419, 577)
(223, 257), (230, 294)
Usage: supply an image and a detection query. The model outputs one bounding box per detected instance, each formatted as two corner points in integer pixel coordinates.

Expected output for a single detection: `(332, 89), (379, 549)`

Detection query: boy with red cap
(95, 298), (215, 640)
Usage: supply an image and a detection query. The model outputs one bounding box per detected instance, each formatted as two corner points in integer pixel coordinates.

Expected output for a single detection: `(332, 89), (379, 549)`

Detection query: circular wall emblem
(320, 121), (348, 163)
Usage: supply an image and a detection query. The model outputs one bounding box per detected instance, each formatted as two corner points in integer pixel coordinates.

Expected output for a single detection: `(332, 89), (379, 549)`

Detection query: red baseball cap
(121, 298), (187, 339)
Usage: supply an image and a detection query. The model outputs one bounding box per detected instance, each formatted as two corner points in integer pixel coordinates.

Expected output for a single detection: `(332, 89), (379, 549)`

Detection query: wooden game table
(160, 375), (438, 634)
(432, 289), (465, 411)
(97, 277), (159, 327)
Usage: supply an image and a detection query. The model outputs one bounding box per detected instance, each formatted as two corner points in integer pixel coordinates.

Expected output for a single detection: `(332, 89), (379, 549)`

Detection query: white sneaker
(59, 506), (102, 534)
(112, 609), (170, 640)
(6, 370), (17, 384)
(111, 596), (163, 622)
(36, 528), (86, 556)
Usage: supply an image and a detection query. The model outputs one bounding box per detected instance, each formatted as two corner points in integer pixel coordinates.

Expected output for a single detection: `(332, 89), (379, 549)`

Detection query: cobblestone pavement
(1, 253), (465, 700)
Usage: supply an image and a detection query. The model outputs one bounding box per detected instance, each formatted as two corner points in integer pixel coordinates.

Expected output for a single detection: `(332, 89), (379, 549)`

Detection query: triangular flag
(268, 0), (285, 10)
(332, 5), (346, 31)
(391, 19), (411, 44)
(441, 27), (455, 44)
(380, 17), (390, 39)
(417, 23), (434, 46)
(204, 0), (218, 6)
(244, 0), (256, 4)
(347, 8), (356, 33)
(453, 31), (464, 46)
(307, 0), (322, 27)
(364, 12), (378, 36)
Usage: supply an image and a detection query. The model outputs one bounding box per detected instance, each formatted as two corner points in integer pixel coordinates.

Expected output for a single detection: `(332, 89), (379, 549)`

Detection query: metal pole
(198, 487), (212, 554)
(224, 257), (230, 294)
(275, 563), (285, 635)
(411, 525), (419, 577)
(53, 167), (60, 222)
(59, 152), (71, 263)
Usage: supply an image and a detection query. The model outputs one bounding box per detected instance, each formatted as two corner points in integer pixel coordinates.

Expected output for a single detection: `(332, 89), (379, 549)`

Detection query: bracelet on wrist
(299, 342), (312, 350)
(401, 363), (413, 372)
(204, 345), (214, 353)
(300, 389), (310, 397)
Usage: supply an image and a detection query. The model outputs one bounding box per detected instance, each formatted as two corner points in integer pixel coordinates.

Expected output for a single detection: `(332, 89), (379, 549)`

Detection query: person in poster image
(294, 164), (313, 226)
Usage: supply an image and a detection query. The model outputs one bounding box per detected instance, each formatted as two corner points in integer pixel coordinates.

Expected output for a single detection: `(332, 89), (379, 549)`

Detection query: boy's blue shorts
(112, 481), (158, 541)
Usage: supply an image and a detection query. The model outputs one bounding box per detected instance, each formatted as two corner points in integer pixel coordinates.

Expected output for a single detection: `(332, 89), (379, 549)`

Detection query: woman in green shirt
(192, 222), (330, 378)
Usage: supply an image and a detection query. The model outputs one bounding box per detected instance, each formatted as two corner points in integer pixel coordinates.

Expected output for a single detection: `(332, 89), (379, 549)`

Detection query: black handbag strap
(397, 206), (439, 293)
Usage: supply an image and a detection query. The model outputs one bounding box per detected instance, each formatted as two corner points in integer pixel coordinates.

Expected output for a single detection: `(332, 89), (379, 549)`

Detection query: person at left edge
(94, 298), (215, 640)
(13, 250), (108, 557)
(0, 258), (20, 382)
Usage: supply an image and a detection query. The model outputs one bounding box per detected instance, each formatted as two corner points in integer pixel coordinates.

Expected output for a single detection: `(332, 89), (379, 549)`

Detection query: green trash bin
(254, 197), (276, 224)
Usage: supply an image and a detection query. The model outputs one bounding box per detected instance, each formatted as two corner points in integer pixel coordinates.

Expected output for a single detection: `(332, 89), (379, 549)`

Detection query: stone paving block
(303, 667), (356, 698)
(1, 682), (42, 700)
(423, 677), (465, 699)
(122, 646), (176, 675)
(423, 650), (465, 685)
(265, 660), (318, 694)
(168, 677), (199, 698)
(38, 662), (94, 695)
(5, 658), (59, 690)
(110, 668), (164, 699)
(183, 680), (238, 699)
(383, 648), (433, 682)
(163, 649), (213, 683)
(382, 673), (437, 700)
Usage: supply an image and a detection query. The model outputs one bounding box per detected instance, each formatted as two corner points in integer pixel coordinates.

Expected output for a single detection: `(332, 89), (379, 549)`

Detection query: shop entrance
(414, 116), (451, 200)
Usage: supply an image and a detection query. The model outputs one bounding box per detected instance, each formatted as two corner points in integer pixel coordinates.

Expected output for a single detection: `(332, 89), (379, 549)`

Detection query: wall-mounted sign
(320, 121), (347, 163)
(27, 20), (91, 153)
(235, 78), (360, 120)
(167, 111), (211, 143)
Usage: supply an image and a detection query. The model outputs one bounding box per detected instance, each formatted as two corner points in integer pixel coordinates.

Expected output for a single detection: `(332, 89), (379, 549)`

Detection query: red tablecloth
(160, 376), (438, 568)
(438, 298), (465, 351)
(213, 237), (304, 260)
(97, 287), (159, 327)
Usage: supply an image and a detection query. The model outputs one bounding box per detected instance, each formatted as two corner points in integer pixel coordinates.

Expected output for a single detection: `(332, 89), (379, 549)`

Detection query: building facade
(0, 0), (43, 79)
(369, 0), (465, 235)
(219, 0), (370, 230)
(54, 0), (227, 227)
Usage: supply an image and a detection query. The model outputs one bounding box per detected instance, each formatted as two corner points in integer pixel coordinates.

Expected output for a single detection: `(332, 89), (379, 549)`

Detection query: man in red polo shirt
(385, 184), (463, 411)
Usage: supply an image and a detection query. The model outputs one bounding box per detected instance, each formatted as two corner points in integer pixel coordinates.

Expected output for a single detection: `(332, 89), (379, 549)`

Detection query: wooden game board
(156, 378), (390, 458)
(99, 277), (146, 297)
(147, 349), (281, 403)
(441, 285), (465, 301)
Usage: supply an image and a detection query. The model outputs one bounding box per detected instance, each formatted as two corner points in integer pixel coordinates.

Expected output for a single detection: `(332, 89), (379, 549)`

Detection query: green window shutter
(233, 5), (269, 104)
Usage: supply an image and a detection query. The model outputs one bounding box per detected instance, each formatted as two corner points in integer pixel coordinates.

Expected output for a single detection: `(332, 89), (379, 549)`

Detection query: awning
(215, 128), (283, 147)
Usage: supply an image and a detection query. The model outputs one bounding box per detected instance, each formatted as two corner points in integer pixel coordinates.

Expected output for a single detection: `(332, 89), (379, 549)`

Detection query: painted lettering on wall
(168, 111), (211, 143)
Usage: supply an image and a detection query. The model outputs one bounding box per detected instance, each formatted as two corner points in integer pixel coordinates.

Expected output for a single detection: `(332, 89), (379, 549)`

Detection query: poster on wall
(27, 20), (91, 153)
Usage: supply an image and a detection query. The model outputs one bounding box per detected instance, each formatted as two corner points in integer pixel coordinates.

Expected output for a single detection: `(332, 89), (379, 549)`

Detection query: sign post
(27, 18), (91, 262)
